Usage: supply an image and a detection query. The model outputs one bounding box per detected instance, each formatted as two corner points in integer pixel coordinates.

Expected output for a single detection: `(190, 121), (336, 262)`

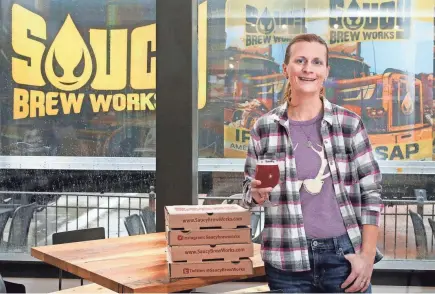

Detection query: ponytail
(282, 81), (291, 104)
(320, 86), (325, 97)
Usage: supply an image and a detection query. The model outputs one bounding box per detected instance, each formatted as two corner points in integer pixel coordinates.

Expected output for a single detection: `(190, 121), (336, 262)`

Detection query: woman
(242, 34), (383, 293)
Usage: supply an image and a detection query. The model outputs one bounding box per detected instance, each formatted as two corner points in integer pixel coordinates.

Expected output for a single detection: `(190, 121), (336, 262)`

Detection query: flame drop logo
(401, 91), (414, 115)
(257, 8), (275, 35)
(45, 15), (93, 91)
(343, 0), (364, 30)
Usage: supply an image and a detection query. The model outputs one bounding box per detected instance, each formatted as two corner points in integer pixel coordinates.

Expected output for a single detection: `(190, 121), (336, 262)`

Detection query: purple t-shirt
(287, 112), (347, 238)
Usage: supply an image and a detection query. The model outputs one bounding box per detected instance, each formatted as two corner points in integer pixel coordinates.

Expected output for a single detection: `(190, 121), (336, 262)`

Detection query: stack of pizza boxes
(165, 204), (254, 278)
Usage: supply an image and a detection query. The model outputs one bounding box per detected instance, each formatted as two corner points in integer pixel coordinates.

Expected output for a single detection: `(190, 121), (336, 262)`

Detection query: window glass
(198, 0), (435, 264)
(0, 0), (156, 255)
(0, 0), (156, 158)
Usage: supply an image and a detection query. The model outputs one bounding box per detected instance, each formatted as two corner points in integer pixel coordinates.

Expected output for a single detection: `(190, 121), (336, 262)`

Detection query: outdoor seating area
(409, 209), (435, 259)
(1, 192), (435, 293)
(0, 203), (37, 253)
(123, 207), (156, 236)
(2, 193), (435, 256)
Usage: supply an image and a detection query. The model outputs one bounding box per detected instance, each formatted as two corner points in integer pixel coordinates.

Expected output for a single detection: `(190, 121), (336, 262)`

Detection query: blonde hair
(282, 34), (329, 104)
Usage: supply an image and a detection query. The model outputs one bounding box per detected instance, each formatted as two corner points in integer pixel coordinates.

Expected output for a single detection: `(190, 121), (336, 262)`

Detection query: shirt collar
(322, 97), (333, 125)
(272, 97), (333, 126)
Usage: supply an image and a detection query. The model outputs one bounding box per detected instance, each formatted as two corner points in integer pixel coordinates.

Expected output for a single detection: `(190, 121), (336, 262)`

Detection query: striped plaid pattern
(242, 98), (383, 272)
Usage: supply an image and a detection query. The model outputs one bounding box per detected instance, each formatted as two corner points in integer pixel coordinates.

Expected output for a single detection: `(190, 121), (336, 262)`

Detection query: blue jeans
(265, 233), (372, 293)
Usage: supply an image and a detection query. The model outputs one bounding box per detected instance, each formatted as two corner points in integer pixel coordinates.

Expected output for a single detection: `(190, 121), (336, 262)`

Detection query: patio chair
(124, 214), (145, 236)
(0, 274), (5, 293)
(221, 194), (243, 205)
(0, 208), (12, 243)
(0, 203), (37, 252)
(409, 209), (428, 259)
(429, 218), (435, 239)
(250, 212), (261, 238)
(140, 207), (156, 233)
(252, 231), (262, 244)
(0, 273), (26, 293)
(52, 227), (106, 290)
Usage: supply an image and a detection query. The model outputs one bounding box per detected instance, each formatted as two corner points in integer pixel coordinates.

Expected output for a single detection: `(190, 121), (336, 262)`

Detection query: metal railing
(0, 192), (434, 261)
(0, 191), (152, 250)
(381, 199), (435, 259)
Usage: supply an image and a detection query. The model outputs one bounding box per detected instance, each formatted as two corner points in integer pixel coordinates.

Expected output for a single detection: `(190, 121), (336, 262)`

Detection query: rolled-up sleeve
(351, 119), (383, 226)
(241, 126), (261, 209)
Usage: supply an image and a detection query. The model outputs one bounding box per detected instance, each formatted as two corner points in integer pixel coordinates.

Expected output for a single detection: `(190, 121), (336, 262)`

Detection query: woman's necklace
(298, 125), (313, 148)
(289, 107), (315, 148)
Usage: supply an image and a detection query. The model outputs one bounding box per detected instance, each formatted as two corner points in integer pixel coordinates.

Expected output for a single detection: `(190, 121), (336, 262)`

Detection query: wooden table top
(31, 232), (264, 293)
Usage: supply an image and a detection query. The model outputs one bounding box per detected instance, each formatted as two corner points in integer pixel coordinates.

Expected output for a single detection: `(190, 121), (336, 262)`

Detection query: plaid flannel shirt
(242, 98), (383, 272)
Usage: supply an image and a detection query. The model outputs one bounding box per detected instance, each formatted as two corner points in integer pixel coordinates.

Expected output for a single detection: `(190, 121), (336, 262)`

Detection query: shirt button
(329, 160), (334, 166)
(324, 140), (329, 144)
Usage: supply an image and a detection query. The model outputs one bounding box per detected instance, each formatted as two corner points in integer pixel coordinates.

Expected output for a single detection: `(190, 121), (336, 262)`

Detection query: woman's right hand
(250, 179), (273, 205)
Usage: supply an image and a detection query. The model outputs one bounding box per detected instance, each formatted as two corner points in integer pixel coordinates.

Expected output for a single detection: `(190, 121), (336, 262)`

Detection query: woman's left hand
(341, 253), (374, 292)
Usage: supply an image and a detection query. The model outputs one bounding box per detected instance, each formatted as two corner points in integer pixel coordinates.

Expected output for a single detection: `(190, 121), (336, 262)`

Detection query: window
(0, 0), (156, 255)
(0, 0), (156, 159)
(198, 0), (435, 264)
